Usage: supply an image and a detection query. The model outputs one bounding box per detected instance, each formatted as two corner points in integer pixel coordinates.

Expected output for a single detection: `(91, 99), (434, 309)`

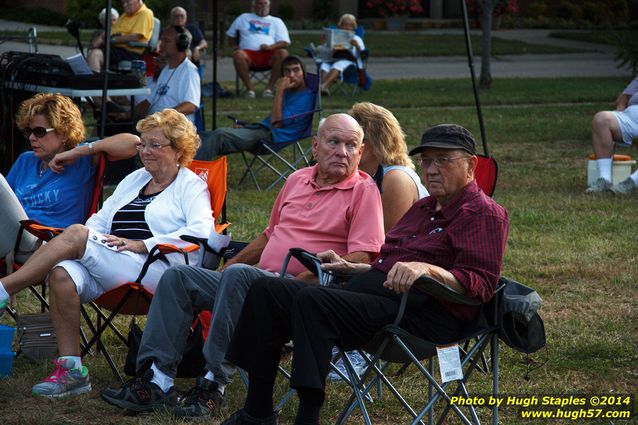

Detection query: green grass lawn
(1, 76), (637, 424)
(0, 30), (585, 58)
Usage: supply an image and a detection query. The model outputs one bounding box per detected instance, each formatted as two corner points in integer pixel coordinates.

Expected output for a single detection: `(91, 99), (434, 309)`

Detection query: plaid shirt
(372, 181), (509, 323)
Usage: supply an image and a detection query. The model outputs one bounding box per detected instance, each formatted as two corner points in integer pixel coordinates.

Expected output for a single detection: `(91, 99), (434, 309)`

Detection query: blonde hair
(338, 14), (357, 28)
(136, 109), (200, 167)
(349, 102), (414, 169)
(16, 93), (85, 149)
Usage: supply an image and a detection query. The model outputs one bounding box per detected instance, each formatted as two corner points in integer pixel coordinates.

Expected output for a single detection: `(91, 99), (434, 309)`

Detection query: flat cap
(409, 124), (477, 156)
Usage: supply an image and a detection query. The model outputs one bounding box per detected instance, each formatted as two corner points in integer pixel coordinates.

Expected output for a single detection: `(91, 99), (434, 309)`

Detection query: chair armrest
(127, 41), (147, 48)
(413, 275), (481, 306)
(19, 219), (64, 241)
(272, 108), (322, 128)
(133, 243), (193, 283)
(392, 275), (481, 326)
(284, 248), (361, 286)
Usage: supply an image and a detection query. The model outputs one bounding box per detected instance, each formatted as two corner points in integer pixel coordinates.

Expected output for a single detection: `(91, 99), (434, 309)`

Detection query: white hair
(99, 7), (119, 26)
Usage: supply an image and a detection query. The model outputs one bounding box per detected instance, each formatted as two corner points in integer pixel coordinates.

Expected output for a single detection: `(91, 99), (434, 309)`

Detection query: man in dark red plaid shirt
(220, 124), (509, 425)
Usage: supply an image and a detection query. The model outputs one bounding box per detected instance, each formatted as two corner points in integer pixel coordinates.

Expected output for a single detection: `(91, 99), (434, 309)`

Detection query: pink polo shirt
(259, 165), (384, 276)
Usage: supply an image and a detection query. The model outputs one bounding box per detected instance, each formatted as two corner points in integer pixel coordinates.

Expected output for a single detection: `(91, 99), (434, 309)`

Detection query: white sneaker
(585, 177), (612, 193)
(610, 177), (636, 195)
(245, 90), (256, 99)
(262, 88), (273, 97)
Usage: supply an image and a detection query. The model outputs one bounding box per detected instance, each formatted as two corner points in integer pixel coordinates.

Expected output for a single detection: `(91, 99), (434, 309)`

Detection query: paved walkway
(0, 20), (631, 81)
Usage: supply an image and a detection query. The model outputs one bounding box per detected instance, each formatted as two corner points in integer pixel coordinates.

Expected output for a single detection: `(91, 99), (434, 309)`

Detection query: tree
(479, 0), (496, 88)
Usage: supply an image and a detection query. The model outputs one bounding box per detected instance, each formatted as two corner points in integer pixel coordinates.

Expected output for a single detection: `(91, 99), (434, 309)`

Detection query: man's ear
(467, 155), (478, 179)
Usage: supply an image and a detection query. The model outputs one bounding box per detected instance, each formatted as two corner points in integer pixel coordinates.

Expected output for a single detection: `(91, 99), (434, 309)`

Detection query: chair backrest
(88, 153), (107, 216)
(187, 156), (228, 233)
(266, 72), (320, 147)
(475, 154), (498, 197)
(148, 17), (161, 50)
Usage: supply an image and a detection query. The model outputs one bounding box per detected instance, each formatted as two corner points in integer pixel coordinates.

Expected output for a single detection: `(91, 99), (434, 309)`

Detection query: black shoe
(172, 377), (224, 419)
(100, 369), (177, 413)
(221, 409), (278, 425)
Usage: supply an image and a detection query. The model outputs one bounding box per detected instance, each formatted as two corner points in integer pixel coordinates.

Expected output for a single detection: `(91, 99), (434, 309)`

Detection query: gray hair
(98, 7), (119, 26)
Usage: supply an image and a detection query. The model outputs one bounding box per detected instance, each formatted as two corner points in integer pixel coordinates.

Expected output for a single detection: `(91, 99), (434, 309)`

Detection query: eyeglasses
(418, 156), (469, 168)
(135, 141), (171, 151)
(24, 127), (55, 138)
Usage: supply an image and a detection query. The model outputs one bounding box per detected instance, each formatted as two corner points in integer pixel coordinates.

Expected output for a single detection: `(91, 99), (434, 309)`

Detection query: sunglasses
(24, 127), (55, 138)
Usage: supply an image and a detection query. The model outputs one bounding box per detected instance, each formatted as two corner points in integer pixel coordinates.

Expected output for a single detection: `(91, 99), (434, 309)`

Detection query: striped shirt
(372, 180), (509, 323)
(110, 188), (162, 240)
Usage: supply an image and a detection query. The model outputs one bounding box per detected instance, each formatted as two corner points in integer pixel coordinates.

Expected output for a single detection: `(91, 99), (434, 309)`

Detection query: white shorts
(55, 230), (173, 303)
(612, 105), (638, 145)
(320, 60), (356, 74)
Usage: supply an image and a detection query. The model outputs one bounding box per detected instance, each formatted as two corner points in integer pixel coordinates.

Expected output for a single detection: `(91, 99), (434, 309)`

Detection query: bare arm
(173, 101), (198, 116)
(270, 77), (291, 126)
(317, 250), (373, 275)
(616, 93), (631, 111)
(260, 40), (289, 51)
(383, 262), (466, 295)
(295, 250), (372, 283)
(380, 170), (419, 232)
(111, 33), (144, 43)
(49, 133), (139, 173)
(222, 233), (268, 270)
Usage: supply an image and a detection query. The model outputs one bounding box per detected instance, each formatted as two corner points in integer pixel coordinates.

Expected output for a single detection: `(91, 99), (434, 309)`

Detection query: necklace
(38, 162), (47, 178)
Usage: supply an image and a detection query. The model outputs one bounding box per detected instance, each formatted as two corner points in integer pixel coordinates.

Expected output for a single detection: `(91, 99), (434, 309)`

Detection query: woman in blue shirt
(0, 93), (138, 262)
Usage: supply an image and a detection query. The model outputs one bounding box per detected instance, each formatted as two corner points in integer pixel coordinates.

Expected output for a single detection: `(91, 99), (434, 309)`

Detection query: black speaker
(175, 26), (191, 52)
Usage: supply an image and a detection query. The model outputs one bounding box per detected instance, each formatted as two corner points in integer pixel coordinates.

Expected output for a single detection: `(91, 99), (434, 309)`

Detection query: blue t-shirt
(260, 87), (315, 143)
(6, 149), (96, 228)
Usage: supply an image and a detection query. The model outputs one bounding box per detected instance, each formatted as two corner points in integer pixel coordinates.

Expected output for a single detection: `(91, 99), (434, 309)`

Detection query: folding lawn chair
(79, 156), (229, 381)
(233, 30), (272, 96)
(335, 276), (506, 425)
(236, 72), (322, 191)
(2, 153), (107, 320)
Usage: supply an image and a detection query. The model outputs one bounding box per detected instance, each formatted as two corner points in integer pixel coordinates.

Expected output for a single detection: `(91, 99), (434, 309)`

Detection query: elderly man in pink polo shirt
(100, 113), (385, 418)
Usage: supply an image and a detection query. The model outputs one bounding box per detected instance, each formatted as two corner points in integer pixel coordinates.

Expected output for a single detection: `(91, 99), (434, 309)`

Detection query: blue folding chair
(237, 73), (322, 191)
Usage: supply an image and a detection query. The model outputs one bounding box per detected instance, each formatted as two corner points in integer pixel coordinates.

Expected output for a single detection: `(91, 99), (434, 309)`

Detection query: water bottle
(131, 60), (147, 87)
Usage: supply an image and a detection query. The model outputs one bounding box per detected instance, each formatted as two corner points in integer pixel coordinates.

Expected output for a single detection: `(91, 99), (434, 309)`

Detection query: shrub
(0, 7), (67, 26)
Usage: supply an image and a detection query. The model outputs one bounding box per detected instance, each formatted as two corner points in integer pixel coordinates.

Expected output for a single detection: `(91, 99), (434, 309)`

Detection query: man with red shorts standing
(227, 0), (290, 98)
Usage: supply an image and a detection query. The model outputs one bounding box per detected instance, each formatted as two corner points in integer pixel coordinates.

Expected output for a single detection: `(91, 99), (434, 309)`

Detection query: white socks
(60, 355), (82, 369)
(596, 158), (613, 182)
(0, 281), (9, 304)
(150, 362), (174, 393)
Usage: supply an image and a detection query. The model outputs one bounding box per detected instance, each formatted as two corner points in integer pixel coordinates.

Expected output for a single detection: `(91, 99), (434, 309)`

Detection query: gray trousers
(0, 174), (38, 262)
(195, 125), (270, 160)
(136, 263), (273, 385)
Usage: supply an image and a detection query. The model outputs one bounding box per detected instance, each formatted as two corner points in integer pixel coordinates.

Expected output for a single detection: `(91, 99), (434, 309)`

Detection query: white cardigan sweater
(86, 166), (213, 264)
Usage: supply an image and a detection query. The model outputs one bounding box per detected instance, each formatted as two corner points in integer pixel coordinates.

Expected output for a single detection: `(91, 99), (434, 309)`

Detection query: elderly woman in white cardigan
(0, 109), (213, 398)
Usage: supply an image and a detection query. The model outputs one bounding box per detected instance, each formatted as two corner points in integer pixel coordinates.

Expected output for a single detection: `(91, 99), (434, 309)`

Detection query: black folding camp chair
(335, 276), (506, 425)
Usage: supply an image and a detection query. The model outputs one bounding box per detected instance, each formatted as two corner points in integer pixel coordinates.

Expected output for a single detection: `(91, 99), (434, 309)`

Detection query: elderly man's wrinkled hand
(384, 262), (434, 294)
(317, 250), (370, 274)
